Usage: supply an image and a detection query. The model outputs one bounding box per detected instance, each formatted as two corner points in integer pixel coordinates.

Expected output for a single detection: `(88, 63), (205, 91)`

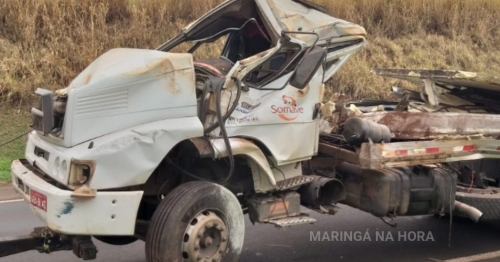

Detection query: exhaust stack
(454, 201), (483, 223)
(299, 175), (346, 214)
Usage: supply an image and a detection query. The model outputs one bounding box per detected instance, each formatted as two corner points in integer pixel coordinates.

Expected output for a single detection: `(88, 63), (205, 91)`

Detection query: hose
(216, 77), (241, 185)
(454, 200), (483, 223)
(198, 79), (210, 124)
(169, 77), (241, 186)
(204, 77), (242, 134)
(208, 77), (242, 185)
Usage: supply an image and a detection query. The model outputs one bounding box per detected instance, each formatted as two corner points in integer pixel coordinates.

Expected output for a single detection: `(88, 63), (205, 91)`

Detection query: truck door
(224, 39), (326, 166)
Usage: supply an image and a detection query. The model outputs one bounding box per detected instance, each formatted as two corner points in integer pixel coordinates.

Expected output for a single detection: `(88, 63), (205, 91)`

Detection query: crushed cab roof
(158, 0), (366, 51)
(261, 0), (366, 44)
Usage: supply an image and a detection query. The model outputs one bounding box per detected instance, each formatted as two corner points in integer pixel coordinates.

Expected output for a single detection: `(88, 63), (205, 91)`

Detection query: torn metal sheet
(409, 96), (487, 113)
(258, 0), (366, 45)
(159, 0), (367, 50)
(390, 86), (488, 113)
(358, 111), (500, 140)
(423, 79), (439, 106)
(374, 68), (500, 93)
(375, 69), (500, 113)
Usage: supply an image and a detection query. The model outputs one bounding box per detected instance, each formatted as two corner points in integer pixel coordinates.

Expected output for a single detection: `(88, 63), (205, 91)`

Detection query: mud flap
(0, 227), (98, 260)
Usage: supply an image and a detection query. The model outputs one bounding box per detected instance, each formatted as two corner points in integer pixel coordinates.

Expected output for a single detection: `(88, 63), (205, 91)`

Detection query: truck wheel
(145, 181), (245, 262)
(454, 190), (500, 221)
(438, 185), (500, 221)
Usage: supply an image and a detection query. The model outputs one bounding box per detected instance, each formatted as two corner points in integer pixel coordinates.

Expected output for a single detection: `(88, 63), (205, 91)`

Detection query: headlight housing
(68, 159), (96, 189)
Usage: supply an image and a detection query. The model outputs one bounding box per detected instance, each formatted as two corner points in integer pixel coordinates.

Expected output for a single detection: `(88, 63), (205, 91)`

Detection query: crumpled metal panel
(261, 0), (366, 44)
(163, 0), (367, 48)
(358, 111), (500, 140)
(59, 48), (198, 147)
(24, 116), (204, 190)
(374, 68), (500, 93)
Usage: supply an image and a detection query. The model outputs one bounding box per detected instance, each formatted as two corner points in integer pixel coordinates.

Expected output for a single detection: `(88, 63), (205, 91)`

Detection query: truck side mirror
(31, 88), (54, 135)
(290, 46), (327, 89)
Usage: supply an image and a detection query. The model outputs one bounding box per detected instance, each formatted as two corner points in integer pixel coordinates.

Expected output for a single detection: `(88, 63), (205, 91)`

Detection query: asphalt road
(1, 201), (500, 262)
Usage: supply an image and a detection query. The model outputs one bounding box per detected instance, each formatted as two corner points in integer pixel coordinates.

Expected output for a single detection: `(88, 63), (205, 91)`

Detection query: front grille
(19, 159), (69, 190)
(34, 146), (50, 161)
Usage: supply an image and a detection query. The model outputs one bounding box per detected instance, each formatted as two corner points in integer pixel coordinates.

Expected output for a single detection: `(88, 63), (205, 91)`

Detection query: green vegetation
(0, 107), (30, 182)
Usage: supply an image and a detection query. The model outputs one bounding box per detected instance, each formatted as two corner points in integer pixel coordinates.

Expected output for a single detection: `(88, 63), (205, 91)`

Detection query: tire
(145, 181), (245, 262)
(94, 236), (138, 246)
(446, 159), (500, 221)
(455, 191), (500, 221)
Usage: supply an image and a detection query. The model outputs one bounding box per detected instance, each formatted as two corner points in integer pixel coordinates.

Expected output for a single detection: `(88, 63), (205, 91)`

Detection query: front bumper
(11, 159), (144, 236)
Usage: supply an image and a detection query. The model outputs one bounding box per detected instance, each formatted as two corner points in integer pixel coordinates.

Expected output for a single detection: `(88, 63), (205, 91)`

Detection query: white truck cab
(7, 1), (367, 261)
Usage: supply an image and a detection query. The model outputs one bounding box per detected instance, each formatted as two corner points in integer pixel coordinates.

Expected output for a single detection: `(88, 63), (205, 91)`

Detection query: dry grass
(319, 0), (500, 99)
(1, 0), (500, 105)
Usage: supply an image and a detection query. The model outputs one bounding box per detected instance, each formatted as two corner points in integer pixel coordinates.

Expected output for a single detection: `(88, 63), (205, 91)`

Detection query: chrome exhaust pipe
(454, 201), (483, 223)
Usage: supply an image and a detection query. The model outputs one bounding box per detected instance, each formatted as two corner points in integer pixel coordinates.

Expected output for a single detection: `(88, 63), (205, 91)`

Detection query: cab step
(268, 214), (317, 228)
(275, 175), (314, 191)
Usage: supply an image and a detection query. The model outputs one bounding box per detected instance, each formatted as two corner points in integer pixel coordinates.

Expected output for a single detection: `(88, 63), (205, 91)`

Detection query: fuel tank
(336, 162), (457, 217)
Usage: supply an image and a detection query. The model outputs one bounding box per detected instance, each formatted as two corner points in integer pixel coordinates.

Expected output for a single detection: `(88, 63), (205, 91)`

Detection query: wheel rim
(182, 210), (229, 262)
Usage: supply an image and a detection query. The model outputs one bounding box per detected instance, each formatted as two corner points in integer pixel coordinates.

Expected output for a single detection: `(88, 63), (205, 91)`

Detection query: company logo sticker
(270, 95), (304, 121)
(235, 102), (261, 114)
(235, 107), (251, 114)
(241, 102), (260, 110)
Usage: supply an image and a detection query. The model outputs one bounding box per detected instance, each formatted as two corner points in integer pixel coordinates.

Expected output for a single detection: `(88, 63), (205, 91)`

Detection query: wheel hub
(183, 210), (228, 262)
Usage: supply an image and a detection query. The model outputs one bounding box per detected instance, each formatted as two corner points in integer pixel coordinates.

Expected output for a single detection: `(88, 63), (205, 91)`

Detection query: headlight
(59, 160), (68, 176)
(68, 159), (96, 188)
(53, 157), (69, 181)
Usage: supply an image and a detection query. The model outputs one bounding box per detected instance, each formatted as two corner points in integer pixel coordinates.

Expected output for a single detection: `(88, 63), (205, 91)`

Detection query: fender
(72, 116), (204, 189)
(188, 137), (276, 193)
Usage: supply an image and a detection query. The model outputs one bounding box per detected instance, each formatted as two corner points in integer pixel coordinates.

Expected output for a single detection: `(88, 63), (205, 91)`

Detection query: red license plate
(30, 189), (47, 211)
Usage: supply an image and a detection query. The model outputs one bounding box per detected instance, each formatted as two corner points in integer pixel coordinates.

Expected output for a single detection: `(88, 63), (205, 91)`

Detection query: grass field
(0, 107), (30, 182)
(1, 0), (499, 105)
(1, 0), (500, 182)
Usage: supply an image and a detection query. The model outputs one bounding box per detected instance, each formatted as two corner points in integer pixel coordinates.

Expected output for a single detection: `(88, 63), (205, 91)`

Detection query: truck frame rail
(0, 227), (98, 260)
(319, 137), (500, 169)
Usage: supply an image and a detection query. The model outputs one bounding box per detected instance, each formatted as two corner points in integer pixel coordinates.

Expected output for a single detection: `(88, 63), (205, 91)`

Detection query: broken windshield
(157, 0), (277, 64)
(157, 0), (270, 52)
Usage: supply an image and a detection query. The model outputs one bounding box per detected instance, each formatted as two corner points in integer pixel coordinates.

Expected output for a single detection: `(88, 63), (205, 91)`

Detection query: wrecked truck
(2, 0), (500, 261)
(318, 68), (500, 222)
